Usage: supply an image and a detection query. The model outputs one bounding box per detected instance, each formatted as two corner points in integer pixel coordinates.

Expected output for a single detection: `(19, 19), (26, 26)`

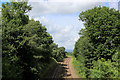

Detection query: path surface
(47, 56), (79, 79)
(68, 56), (79, 78)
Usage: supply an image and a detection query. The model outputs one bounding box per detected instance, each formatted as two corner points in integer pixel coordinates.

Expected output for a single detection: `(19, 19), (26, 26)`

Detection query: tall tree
(79, 6), (120, 60)
(2, 1), (31, 79)
(73, 6), (120, 78)
(19, 19), (53, 79)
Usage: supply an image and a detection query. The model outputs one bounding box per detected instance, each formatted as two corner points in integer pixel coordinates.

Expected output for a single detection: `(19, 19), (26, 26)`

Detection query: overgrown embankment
(72, 56), (86, 78)
(72, 6), (120, 79)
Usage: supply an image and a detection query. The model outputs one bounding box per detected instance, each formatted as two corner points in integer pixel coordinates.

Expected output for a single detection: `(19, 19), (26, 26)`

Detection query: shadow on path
(44, 57), (72, 79)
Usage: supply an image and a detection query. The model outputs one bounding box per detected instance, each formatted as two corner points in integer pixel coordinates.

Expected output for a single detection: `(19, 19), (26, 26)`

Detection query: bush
(91, 59), (119, 79)
(72, 56), (86, 78)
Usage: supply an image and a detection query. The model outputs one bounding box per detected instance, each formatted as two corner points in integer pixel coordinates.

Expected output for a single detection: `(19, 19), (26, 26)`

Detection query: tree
(2, 1), (54, 79)
(73, 6), (120, 78)
(79, 6), (120, 60)
(2, 1), (31, 79)
(50, 43), (58, 59)
(50, 43), (67, 61)
(19, 19), (53, 79)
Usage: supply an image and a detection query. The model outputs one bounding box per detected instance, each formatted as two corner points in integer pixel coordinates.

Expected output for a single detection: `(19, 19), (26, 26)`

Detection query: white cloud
(109, 2), (118, 10)
(28, 2), (102, 16)
(32, 16), (82, 50)
(28, 0), (119, 2)
(27, 1), (106, 50)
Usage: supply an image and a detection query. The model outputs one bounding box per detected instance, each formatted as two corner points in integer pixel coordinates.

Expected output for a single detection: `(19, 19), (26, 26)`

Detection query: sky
(27, 0), (119, 51)
(0, 0), (120, 51)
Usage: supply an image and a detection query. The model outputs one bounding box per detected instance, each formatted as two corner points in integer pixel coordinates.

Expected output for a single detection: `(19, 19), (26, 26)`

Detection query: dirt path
(68, 56), (79, 78)
(47, 56), (79, 79)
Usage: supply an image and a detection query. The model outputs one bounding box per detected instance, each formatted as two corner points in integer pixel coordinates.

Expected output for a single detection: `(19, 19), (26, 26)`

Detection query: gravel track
(46, 56), (79, 80)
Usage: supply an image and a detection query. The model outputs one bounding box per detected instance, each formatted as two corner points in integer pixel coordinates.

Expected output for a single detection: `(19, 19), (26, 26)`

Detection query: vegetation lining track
(45, 63), (57, 78)
(51, 61), (64, 79)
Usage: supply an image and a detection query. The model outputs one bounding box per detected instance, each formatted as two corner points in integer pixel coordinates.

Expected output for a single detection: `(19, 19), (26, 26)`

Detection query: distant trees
(2, 1), (67, 80)
(50, 43), (67, 61)
(73, 6), (120, 78)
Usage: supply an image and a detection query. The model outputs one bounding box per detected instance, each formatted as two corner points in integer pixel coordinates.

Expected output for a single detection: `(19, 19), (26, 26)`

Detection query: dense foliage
(50, 43), (67, 61)
(73, 6), (120, 79)
(0, 7), (2, 79)
(2, 1), (67, 80)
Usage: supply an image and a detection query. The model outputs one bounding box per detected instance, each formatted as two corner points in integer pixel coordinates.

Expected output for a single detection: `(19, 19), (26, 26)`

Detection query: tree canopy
(2, 1), (67, 80)
(73, 6), (120, 78)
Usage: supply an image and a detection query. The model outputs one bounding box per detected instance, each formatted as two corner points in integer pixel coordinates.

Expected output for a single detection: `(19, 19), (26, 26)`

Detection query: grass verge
(72, 56), (86, 78)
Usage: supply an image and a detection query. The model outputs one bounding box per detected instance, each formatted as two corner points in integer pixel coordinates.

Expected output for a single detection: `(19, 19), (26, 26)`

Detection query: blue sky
(28, 1), (119, 51)
(0, 1), (1, 7)
(0, 0), (119, 51)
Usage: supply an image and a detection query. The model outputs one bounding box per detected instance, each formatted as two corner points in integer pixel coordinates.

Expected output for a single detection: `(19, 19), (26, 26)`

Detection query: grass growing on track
(72, 56), (86, 78)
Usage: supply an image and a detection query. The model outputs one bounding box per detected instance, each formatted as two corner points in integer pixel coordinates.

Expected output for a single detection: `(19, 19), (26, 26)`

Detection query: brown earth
(46, 56), (79, 79)
(68, 56), (79, 78)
